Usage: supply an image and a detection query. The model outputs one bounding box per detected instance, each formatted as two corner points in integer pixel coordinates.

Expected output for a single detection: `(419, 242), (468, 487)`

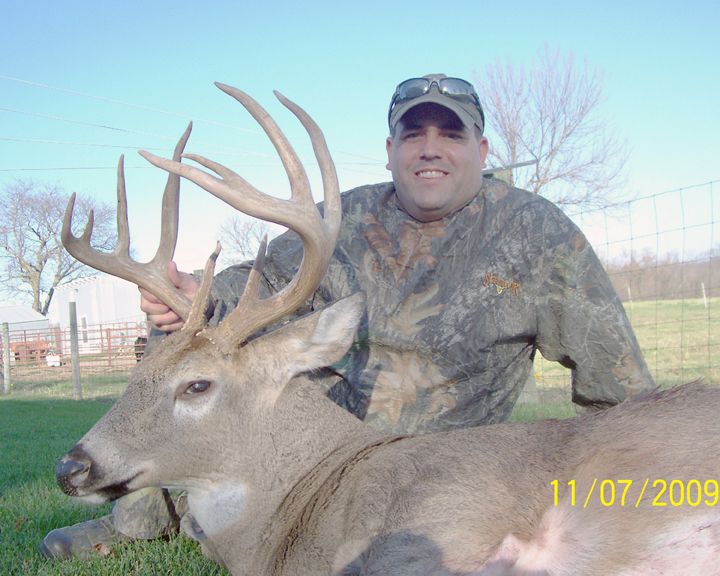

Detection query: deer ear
(284, 292), (365, 377)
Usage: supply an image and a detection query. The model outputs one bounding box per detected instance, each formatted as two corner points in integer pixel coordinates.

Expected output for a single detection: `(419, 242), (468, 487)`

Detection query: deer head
(56, 84), (363, 534)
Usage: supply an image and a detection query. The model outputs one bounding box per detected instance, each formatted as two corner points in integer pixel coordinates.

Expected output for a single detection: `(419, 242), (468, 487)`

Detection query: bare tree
(218, 215), (282, 268)
(0, 180), (116, 315)
(475, 47), (628, 208)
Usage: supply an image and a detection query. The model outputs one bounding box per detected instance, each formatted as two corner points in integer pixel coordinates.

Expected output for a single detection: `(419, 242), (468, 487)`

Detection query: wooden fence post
(2, 322), (10, 394)
(69, 301), (83, 400)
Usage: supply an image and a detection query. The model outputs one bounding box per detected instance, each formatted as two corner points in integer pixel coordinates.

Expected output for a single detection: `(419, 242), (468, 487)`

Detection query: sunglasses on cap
(388, 77), (484, 128)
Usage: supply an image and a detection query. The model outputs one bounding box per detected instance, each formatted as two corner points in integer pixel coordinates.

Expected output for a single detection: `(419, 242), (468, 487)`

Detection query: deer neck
(270, 375), (379, 469)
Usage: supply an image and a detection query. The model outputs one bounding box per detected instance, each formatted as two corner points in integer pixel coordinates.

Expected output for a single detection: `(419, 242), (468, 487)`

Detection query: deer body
(57, 294), (720, 575)
(57, 85), (720, 574)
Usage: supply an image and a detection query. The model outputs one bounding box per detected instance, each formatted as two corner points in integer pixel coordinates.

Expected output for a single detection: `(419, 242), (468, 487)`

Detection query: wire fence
(1, 181), (719, 402)
(531, 180), (719, 396)
(1, 320), (147, 398)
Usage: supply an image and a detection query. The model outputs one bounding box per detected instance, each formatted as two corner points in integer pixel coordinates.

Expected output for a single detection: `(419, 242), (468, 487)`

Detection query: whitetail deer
(57, 84), (720, 575)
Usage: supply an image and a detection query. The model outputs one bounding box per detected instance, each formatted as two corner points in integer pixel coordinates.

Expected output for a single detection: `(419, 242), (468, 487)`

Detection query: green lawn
(3, 373), (130, 401)
(626, 297), (719, 386)
(0, 397), (226, 576)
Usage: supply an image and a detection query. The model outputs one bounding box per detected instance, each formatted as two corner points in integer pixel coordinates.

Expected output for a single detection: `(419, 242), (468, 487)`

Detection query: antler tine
(153, 122), (192, 265)
(141, 87), (320, 234)
(116, 155), (130, 255)
(61, 128), (194, 321)
(214, 82), (312, 205)
(272, 90), (341, 238)
(214, 88), (341, 346)
(183, 242), (222, 336)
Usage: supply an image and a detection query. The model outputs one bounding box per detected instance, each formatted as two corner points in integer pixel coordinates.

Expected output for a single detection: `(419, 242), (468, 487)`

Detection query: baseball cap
(388, 74), (485, 134)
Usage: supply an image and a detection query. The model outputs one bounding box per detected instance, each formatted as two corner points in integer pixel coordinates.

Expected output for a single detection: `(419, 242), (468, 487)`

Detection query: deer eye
(184, 380), (212, 395)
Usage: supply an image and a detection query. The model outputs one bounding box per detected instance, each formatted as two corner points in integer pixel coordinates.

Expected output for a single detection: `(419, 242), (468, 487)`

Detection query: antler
(140, 83), (341, 346)
(61, 124), (194, 321)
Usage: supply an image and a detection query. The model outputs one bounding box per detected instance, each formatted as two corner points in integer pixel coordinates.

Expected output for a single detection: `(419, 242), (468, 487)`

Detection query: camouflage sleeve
(535, 211), (655, 408)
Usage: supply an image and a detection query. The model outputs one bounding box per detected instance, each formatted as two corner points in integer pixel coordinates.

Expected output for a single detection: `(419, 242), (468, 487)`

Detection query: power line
(0, 136), (171, 150)
(0, 134), (281, 162)
(0, 106), (173, 139)
(0, 161), (386, 173)
(0, 165), (153, 172)
(0, 74), (388, 169)
(0, 74), (258, 134)
(0, 104), (385, 163)
(0, 106), (276, 159)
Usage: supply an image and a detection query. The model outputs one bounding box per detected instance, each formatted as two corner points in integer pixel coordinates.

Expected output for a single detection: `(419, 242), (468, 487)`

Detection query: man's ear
(477, 135), (489, 169)
(385, 136), (393, 171)
(272, 292), (366, 378)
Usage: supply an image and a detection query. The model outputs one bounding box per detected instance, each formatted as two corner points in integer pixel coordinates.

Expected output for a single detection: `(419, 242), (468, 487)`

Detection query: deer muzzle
(56, 444), (134, 502)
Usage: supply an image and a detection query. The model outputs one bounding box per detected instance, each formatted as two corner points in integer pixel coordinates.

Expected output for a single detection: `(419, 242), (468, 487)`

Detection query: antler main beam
(61, 124), (194, 321)
(140, 83), (341, 345)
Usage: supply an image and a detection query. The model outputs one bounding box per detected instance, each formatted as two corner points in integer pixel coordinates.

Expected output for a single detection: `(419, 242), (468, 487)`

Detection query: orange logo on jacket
(483, 272), (520, 296)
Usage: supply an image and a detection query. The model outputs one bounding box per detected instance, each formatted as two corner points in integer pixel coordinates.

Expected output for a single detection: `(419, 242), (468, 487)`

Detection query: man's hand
(140, 262), (199, 333)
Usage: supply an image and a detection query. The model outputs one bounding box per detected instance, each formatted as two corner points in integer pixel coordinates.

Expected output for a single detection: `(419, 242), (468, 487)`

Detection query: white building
(48, 274), (145, 330)
(0, 306), (50, 331)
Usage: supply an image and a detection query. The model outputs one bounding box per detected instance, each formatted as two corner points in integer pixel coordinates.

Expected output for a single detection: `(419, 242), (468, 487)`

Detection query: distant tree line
(603, 250), (720, 302)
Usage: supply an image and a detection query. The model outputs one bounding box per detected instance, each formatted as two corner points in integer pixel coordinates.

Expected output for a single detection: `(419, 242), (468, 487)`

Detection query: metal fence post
(106, 328), (113, 368)
(2, 322), (10, 394)
(69, 301), (83, 400)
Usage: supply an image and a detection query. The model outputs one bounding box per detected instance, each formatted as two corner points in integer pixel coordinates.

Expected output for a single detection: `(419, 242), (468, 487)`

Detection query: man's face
(386, 103), (489, 222)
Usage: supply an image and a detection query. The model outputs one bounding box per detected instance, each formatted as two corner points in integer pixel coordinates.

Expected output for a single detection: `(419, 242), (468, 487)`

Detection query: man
(41, 74), (654, 558)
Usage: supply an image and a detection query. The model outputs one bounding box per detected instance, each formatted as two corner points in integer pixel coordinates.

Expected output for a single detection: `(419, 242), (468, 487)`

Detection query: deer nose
(57, 457), (89, 477)
(56, 449), (92, 495)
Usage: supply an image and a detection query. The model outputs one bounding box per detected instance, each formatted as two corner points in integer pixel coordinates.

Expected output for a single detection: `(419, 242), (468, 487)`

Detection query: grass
(3, 374), (130, 401)
(0, 396), (227, 576)
(509, 394), (577, 421)
(626, 297), (719, 386)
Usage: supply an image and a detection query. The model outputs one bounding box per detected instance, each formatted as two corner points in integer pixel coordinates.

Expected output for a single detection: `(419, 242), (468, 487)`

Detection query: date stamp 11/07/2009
(550, 479), (719, 509)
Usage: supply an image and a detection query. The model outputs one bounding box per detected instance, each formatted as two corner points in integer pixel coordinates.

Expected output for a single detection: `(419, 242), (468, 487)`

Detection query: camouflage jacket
(206, 176), (654, 434)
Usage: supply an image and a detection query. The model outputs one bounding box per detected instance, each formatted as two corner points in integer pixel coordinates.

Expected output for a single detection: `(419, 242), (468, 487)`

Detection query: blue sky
(1, 0), (719, 302)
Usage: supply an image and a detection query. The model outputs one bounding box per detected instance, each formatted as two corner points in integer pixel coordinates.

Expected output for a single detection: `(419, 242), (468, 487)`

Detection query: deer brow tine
(184, 242), (222, 336)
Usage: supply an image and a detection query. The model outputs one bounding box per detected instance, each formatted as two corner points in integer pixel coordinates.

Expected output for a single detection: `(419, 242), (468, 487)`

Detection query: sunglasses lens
(395, 78), (431, 102)
(439, 78), (478, 103)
